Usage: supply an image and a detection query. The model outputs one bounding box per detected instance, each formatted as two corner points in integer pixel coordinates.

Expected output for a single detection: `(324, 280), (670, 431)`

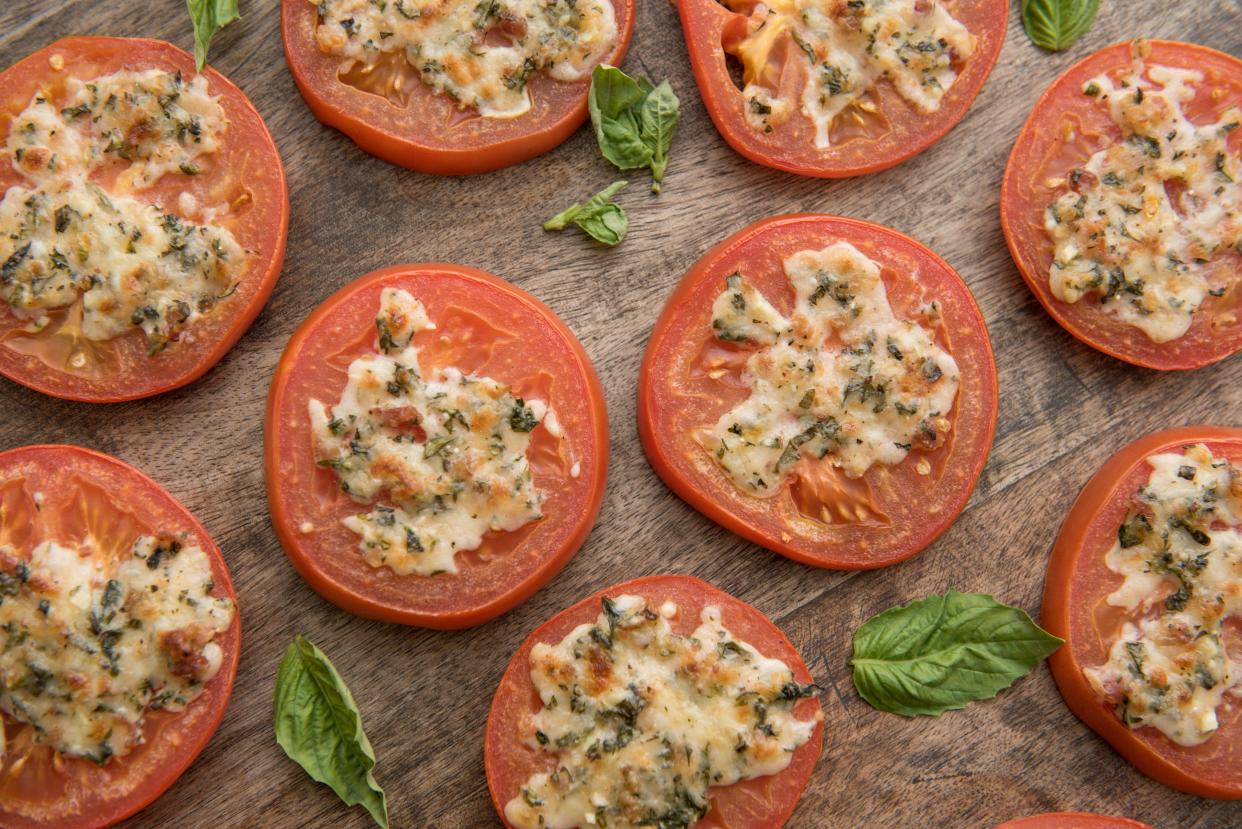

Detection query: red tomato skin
(1043, 426), (1242, 799)
(484, 574), (824, 829)
(1000, 40), (1242, 370)
(280, 0), (635, 175)
(265, 264), (609, 628)
(0, 37), (288, 402)
(676, 0), (1007, 177)
(638, 214), (998, 569)
(995, 813), (1152, 829)
(0, 444), (240, 829)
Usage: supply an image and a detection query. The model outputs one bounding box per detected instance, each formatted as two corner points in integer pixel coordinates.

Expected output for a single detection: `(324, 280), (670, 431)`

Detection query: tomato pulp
(281, 0), (635, 174)
(265, 264), (609, 628)
(1001, 41), (1242, 370)
(0, 445), (240, 829)
(639, 214), (997, 568)
(0, 37), (288, 401)
(485, 574), (823, 828)
(1043, 426), (1242, 799)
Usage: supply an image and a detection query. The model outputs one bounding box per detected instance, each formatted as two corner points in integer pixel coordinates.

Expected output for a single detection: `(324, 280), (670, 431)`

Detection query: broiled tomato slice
(280, 0), (635, 175)
(677, 0), (1006, 177)
(265, 264), (608, 628)
(0, 445), (240, 829)
(1001, 40), (1242, 370)
(639, 214), (996, 569)
(996, 814), (1152, 829)
(1043, 426), (1242, 799)
(485, 574), (823, 828)
(0, 37), (288, 401)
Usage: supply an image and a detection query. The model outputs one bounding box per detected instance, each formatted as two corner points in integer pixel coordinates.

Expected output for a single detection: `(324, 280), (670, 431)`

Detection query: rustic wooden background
(1, 0), (1240, 827)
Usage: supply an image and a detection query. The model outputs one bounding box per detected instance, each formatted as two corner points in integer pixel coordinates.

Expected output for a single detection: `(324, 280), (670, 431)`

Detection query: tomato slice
(1000, 40), (1242, 370)
(638, 214), (997, 568)
(280, 0), (635, 175)
(676, 0), (1006, 177)
(0, 37), (288, 402)
(265, 264), (608, 628)
(484, 574), (823, 828)
(0, 445), (240, 829)
(1043, 426), (1242, 799)
(995, 814), (1152, 829)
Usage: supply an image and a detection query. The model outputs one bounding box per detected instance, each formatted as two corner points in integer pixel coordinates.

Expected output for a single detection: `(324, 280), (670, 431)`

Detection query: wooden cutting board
(1, 1), (1240, 826)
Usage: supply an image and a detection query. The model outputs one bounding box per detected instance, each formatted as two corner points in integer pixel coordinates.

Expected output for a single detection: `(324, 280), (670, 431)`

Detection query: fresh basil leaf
(638, 80), (680, 192)
(600, 113), (654, 170)
(274, 636), (390, 829)
(850, 589), (1063, 717)
(187, 0), (241, 71)
(1021, 0), (1099, 52)
(544, 181), (628, 246)
(589, 64), (647, 124)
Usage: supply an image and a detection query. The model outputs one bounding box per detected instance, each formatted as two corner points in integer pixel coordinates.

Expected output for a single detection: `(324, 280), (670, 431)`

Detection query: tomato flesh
(0, 445), (240, 829)
(1043, 426), (1242, 799)
(1001, 40), (1242, 370)
(638, 214), (997, 569)
(0, 37), (288, 402)
(995, 814), (1152, 829)
(265, 264), (609, 628)
(676, 0), (1006, 177)
(484, 574), (823, 828)
(279, 0), (635, 174)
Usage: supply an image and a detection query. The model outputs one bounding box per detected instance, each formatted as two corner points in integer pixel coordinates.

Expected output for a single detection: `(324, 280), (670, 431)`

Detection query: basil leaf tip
(850, 588), (1063, 717)
(274, 635), (390, 829)
(588, 65), (680, 193)
(187, 0), (241, 71)
(544, 180), (628, 246)
(1021, 0), (1099, 52)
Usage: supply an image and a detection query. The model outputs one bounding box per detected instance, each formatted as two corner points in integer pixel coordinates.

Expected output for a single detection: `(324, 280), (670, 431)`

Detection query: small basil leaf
(187, 0), (240, 71)
(1021, 0), (1099, 52)
(600, 113), (654, 170)
(639, 80), (680, 192)
(589, 64), (647, 123)
(544, 181), (628, 245)
(851, 589), (1063, 717)
(274, 636), (390, 829)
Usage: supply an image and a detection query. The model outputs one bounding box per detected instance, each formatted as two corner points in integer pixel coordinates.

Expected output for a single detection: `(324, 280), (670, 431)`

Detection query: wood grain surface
(1, 1), (1240, 827)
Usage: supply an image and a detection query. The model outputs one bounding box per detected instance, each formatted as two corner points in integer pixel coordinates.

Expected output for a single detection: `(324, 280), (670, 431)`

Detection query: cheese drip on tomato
(0, 535), (234, 763)
(504, 595), (821, 829)
(312, 0), (617, 117)
(1084, 444), (1242, 746)
(0, 69), (244, 353)
(703, 242), (959, 493)
(308, 288), (553, 576)
(1045, 56), (1242, 343)
(727, 0), (975, 147)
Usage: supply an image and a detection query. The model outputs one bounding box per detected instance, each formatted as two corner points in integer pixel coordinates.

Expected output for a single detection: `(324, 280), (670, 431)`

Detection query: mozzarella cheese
(703, 242), (959, 494)
(1045, 56), (1242, 343)
(312, 0), (617, 117)
(728, 0), (975, 147)
(309, 288), (551, 576)
(0, 535), (234, 762)
(0, 69), (243, 352)
(1083, 445), (1242, 746)
(504, 595), (821, 829)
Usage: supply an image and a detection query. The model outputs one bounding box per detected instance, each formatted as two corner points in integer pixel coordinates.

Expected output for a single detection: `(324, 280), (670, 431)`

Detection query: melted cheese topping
(1045, 58), (1242, 343)
(505, 595), (821, 829)
(0, 535), (234, 762)
(702, 242), (959, 494)
(312, 0), (617, 117)
(1083, 445), (1242, 746)
(0, 69), (243, 352)
(728, 0), (975, 147)
(309, 288), (550, 576)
